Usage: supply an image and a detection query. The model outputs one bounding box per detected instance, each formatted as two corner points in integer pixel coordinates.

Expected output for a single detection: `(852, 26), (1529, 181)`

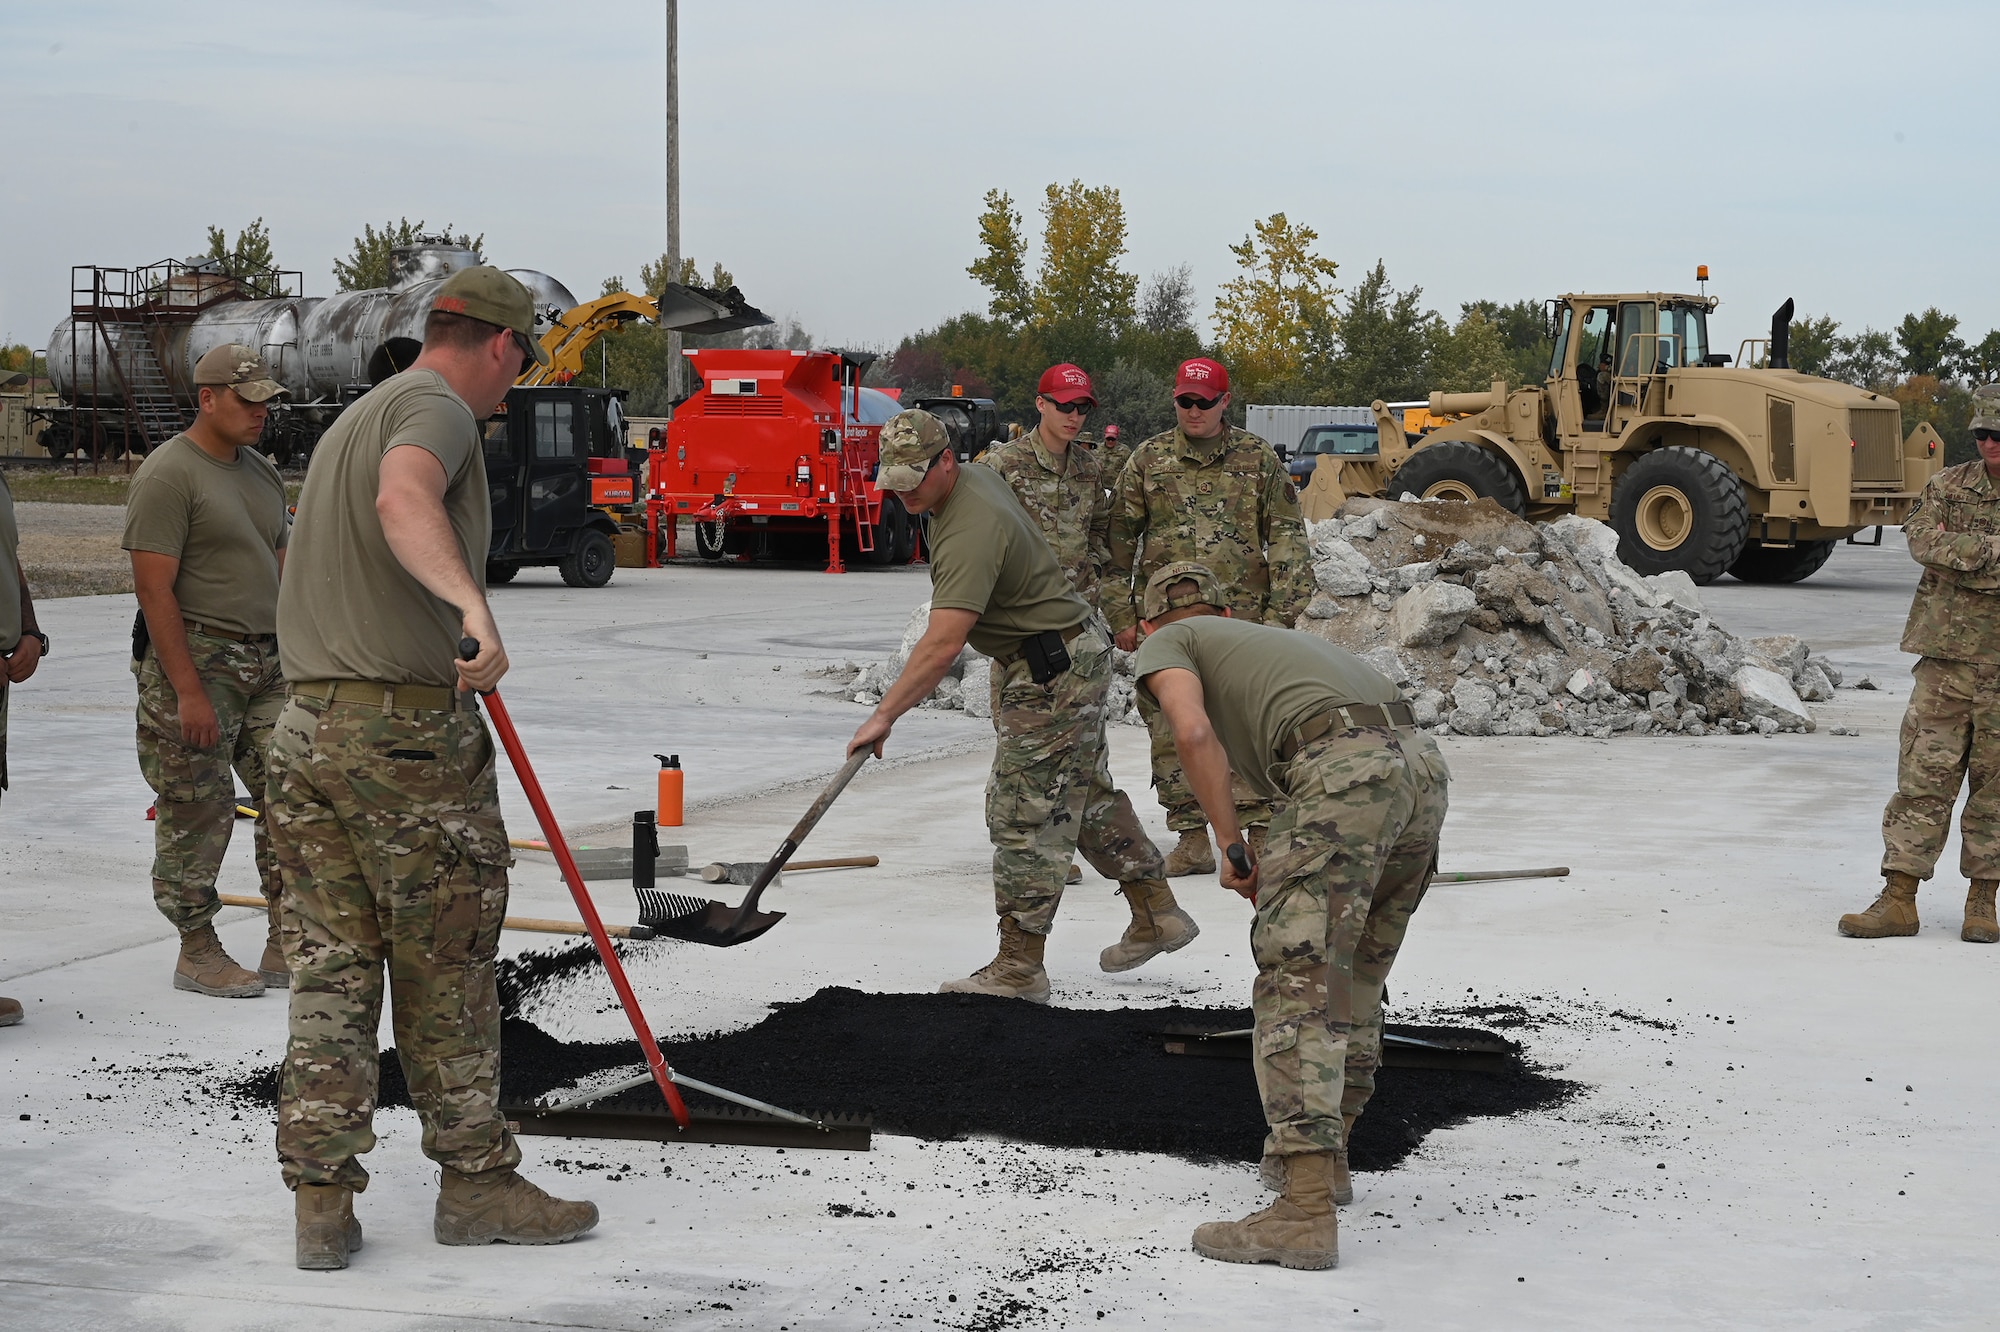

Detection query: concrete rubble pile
(825, 496), (1843, 740)
(1299, 497), (1838, 738)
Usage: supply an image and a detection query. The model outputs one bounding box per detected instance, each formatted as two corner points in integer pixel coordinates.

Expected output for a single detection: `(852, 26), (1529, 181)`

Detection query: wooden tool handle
(786, 855), (878, 871)
(218, 895), (653, 940)
(1430, 866), (1572, 884)
(734, 751), (870, 925)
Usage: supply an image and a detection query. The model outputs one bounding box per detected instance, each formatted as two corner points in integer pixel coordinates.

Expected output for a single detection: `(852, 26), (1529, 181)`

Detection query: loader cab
(1549, 295), (1712, 437)
(482, 384), (630, 588)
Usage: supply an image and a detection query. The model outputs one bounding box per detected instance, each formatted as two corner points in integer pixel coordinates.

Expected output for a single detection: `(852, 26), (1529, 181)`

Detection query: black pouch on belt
(131, 609), (151, 664)
(1021, 629), (1073, 685)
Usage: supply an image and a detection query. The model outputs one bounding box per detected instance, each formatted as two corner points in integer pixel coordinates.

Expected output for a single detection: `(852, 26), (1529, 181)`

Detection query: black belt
(185, 620), (275, 644)
(1278, 701), (1418, 761)
(990, 621), (1087, 669)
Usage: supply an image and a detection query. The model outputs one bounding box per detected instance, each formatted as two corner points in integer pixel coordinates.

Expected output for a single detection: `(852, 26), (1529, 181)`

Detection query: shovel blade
(634, 887), (785, 947)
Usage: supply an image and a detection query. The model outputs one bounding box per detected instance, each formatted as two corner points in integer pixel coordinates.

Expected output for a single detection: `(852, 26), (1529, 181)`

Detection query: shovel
(639, 748), (870, 947)
(697, 854), (878, 885)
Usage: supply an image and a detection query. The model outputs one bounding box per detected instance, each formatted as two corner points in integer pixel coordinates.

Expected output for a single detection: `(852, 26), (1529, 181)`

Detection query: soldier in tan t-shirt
(123, 344), (291, 1000)
(267, 266), (595, 1271)
(850, 410), (1178, 1004)
(0, 467), (45, 1031)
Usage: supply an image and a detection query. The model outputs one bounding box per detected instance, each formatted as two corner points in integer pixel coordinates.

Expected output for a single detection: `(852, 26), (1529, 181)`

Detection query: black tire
(862, 500), (898, 566)
(1609, 446), (1750, 584)
(888, 494), (917, 565)
(1729, 538), (1835, 584)
(1387, 440), (1527, 515)
(693, 519), (727, 562)
(559, 529), (616, 588)
(484, 561), (519, 585)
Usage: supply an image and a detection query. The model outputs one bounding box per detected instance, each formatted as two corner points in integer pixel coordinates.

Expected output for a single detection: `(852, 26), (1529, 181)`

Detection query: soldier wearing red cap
(1094, 423), (1133, 490)
(1106, 357), (1314, 875)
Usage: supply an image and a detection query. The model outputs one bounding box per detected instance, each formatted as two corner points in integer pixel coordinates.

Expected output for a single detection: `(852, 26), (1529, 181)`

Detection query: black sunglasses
(1175, 393), (1224, 411)
(512, 329), (540, 374)
(1042, 397), (1093, 415)
(1977, 428), (2000, 442)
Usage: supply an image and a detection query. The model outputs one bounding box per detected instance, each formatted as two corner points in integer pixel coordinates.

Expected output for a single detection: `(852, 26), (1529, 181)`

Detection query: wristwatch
(23, 630), (48, 656)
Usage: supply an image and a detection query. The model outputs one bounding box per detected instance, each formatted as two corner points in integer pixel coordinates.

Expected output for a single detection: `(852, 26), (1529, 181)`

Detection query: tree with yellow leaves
(1211, 213), (1339, 389)
(968, 181), (1139, 340)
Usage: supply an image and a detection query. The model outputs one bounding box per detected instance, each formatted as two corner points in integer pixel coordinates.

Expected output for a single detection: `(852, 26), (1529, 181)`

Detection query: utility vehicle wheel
(559, 529), (616, 588)
(888, 495), (917, 565)
(694, 518), (727, 562)
(1388, 441), (1526, 514)
(1609, 446), (1750, 584)
(862, 501), (899, 566)
(1729, 538), (1835, 584)
(484, 562), (518, 585)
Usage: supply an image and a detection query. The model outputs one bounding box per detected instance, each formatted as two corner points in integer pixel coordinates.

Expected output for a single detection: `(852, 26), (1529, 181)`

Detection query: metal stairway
(103, 322), (188, 450)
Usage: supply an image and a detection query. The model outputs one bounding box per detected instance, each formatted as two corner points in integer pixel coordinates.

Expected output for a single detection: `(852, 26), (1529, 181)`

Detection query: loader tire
(1609, 446), (1749, 584)
(559, 529), (616, 588)
(1728, 538), (1835, 584)
(1388, 441), (1526, 515)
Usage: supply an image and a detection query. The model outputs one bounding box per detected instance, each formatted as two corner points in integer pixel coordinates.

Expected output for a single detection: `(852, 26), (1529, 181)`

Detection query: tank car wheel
(559, 529), (616, 588)
(1387, 441), (1526, 514)
(1609, 445), (1750, 584)
(694, 518), (727, 562)
(1728, 538), (1835, 584)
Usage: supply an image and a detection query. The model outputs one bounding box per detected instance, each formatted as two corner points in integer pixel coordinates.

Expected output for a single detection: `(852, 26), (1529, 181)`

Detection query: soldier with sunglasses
(1106, 358), (1314, 876)
(1843, 384), (2000, 944)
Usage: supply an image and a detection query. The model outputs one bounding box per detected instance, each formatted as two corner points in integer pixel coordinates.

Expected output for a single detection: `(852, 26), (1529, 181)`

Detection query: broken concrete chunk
(1448, 680), (1498, 735)
(1794, 661), (1835, 703)
(1358, 645), (1412, 687)
(1388, 581), (1478, 649)
(1748, 634), (1809, 678)
(1312, 538), (1376, 597)
(1732, 664), (1813, 732)
(1645, 570), (1707, 614)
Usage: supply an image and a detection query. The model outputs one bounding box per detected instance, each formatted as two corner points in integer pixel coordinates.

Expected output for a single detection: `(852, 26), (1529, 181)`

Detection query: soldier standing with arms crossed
(981, 363), (1194, 943)
(1842, 384), (2000, 943)
(0, 465), (45, 1029)
(1132, 563), (1447, 1270)
(270, 268), (595, 1270)
(123, 346), (291, 998)
(1106, 357), (1315, 875)
(851, 409), (1185, 998)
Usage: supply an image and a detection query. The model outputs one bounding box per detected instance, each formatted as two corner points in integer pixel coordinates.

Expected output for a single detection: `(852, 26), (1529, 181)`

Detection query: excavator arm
(517, 284), (774, 388)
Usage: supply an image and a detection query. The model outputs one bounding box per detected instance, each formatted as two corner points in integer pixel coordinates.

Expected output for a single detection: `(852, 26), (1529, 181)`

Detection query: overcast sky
(3, 0), (1993, 361)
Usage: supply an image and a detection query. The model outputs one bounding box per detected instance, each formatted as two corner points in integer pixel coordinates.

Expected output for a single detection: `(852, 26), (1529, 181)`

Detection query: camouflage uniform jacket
(979, 426), (1111, 611)
(1902, 460), (2000, 663)
(1104, 425), (1312, 635)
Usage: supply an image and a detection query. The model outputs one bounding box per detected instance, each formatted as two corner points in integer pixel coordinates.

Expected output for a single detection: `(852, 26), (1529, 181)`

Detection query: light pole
(664, 0), (681, 406)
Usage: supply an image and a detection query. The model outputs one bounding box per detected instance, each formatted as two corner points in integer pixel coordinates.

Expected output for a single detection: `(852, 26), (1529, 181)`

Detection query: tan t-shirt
(121, 435), (289, 635)
(926, 460), (1091, 658)
(0, 471), (20, 652)
(278, 369), (489, 686)
(1133, 615), (1399, 800)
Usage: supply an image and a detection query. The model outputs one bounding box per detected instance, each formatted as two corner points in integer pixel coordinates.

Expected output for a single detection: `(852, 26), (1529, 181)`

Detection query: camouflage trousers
(133, 635), (285, 934)
(1881, 656), (2000, 881)
(987, 625), (1165, 934)
(266, 692), (520, 1192)
(1137, 686), (1273, 833)
(1251, 727), (1449, 1158)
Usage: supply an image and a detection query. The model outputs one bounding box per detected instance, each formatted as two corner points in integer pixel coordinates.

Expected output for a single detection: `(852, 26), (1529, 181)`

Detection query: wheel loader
(1324, 288), (1943, 584)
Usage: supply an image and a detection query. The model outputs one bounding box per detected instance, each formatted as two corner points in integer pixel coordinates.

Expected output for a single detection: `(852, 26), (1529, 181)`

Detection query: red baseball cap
(1102, 424), (1120, 439)
(1037, 363), (1096, 405)
(1174, 357), (1229, 398)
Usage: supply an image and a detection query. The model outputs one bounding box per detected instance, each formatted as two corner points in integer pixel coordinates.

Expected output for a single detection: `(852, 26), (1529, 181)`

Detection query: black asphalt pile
(1302, 497), (1848, 737)
(226, 958), (1572, 1172)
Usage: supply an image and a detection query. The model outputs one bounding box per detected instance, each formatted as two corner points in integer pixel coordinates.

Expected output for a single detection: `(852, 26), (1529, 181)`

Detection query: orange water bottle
(655, 754), (684, 827)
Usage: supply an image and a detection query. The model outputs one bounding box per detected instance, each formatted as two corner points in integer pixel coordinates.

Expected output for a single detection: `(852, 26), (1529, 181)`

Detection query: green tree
(1896, 307), (1967, 379)
(636, 255), (735, 297)
(1211, 212), (1340, 390)
(967, 189), (1030, 323)
(332, 219), (483, 291)
(1460, 299), (1553, 386)
(1785, 313), (1845, 378)
(1827, 329), (1899, 390)
(1027, 180), (1139, 335)
(0, 343), (48, 380)
(1090, 359), (1178, 441)
(1967, 329), (2000, 384)
(202, 218), (276, 279)
(883, 312), (1048, 423)
(1427, 308), (1513, 393)
(1326, 261), (1430, 402)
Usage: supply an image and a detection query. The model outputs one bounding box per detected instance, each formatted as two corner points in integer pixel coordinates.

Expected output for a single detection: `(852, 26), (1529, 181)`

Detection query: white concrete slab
(6, 542), (1987, 1330)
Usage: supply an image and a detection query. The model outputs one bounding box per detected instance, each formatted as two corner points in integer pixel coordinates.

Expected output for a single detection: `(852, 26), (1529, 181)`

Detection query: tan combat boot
(939, 916), (1049, 1003)
(435, 1169), (599, 1246)
(1099, 879), (1200, 973)
(174, 924), (265, 997)
(0, 995), (21, 1027)
(259, 906), (289, 989)
(1065, 862), (1084, 885)
(295, 1183), (362, 1270)
(1163, 828), (1216, 877)
(1838, 871), (1921, 939)
(1963, 880), (1999, 944)
(1262, 1115), (1355, 1204)
(1194, 1152), (1338, 1270)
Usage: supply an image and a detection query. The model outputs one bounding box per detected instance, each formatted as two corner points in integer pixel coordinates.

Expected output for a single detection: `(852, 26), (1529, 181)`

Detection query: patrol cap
(192, 344), (287, 402)
(1036, 363), (1095, 405)
(1174, 357), (1229, 398)
(1972, 384), (2000, 433)
(1142, 561), (1227, 621)
(430, 266), (551, 367)
(877, 409), (951, 490)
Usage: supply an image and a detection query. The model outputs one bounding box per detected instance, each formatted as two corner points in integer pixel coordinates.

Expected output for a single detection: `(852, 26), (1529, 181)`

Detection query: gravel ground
(13, 500), (131, 599)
